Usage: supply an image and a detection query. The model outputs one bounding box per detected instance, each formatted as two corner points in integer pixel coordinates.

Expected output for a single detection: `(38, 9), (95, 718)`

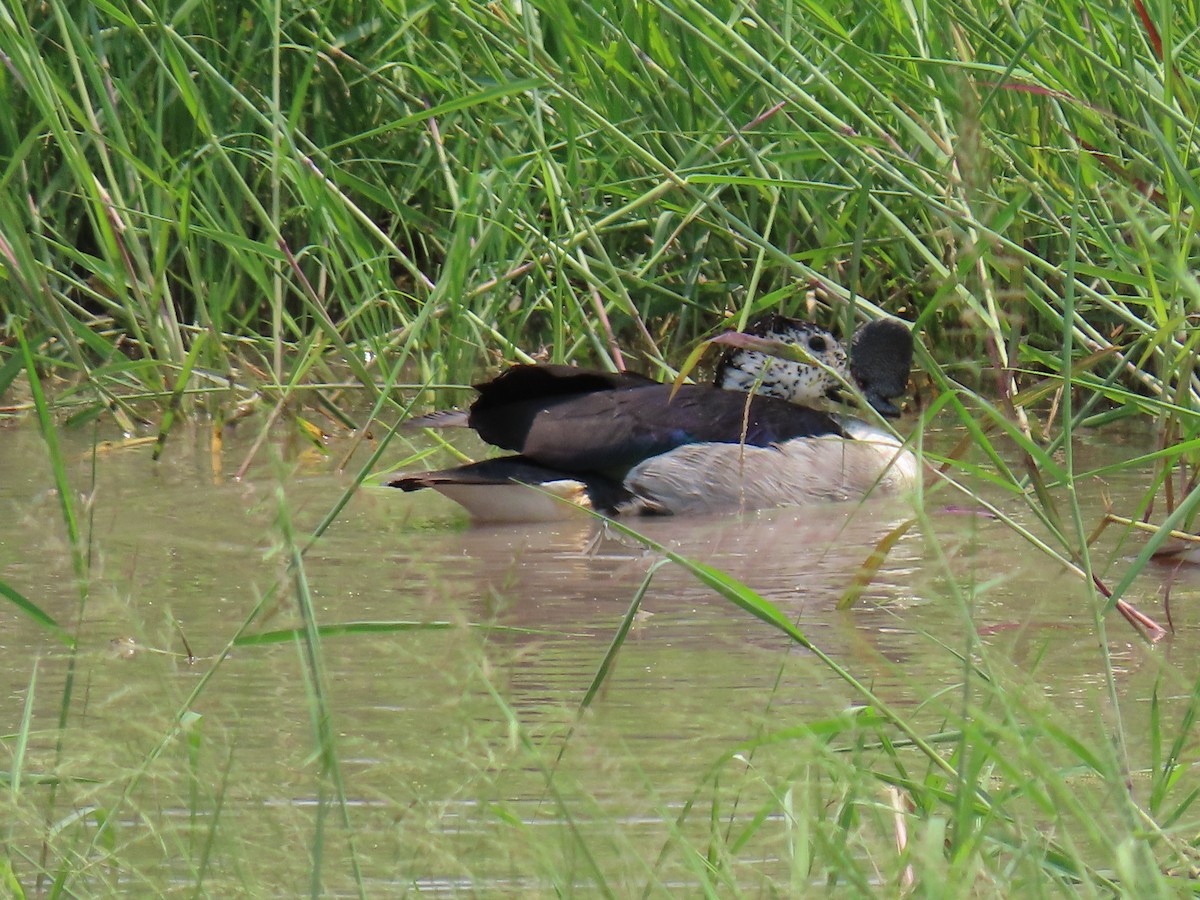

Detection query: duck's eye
(807, 335), (827, 353)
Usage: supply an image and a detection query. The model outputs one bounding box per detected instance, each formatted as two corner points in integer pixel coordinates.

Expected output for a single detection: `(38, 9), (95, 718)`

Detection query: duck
(386, 316), (918, 522)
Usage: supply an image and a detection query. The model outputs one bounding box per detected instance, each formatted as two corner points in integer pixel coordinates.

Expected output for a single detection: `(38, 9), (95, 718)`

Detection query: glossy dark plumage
(467, 373), (845, 473)
(387, 317), (916, 521)
(392, 455), (637, 518)
(389, 377), (846, 516)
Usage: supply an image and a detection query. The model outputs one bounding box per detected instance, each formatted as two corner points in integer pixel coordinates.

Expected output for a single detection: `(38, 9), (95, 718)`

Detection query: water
(0, 416), (1195, 893)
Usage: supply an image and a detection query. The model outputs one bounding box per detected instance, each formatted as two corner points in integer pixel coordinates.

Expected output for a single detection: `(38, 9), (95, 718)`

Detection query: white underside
(431, 481), (592, 523)
(622, 422), (918, 515)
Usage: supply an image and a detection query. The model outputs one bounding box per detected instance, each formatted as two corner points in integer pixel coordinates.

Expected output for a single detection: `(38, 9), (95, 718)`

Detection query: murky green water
(1, 416), (1197, 894)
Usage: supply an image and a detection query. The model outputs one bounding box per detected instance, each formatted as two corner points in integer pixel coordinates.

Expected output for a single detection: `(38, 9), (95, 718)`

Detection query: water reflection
(0, 417), (1194, 892)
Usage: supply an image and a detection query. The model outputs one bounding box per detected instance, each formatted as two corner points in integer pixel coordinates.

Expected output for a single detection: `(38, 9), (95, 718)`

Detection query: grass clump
(0, 0), (1196, 399)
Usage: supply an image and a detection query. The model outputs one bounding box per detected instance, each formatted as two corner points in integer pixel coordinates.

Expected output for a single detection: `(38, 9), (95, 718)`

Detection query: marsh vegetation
(3, 0), (1200, 894)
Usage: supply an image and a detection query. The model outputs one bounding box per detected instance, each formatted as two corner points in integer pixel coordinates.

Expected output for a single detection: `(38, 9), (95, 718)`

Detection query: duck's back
(470, 377), (845, 474)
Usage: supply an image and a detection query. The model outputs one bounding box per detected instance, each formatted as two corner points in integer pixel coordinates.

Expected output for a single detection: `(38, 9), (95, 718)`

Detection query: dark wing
(385, 455), (631, 515)
(408, 365), (656, 431)
(472, 365), (657, 408)
(479, 383), (844, 473)
(467, 364), (660, 459)
(386, 455), (582, 489)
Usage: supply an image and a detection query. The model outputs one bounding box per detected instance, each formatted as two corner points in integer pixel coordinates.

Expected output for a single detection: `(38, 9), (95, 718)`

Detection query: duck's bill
(825, 385), (902, 418)
(865, 391), (902, 418)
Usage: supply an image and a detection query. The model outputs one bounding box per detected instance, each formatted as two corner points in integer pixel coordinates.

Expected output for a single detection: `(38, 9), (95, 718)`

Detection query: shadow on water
(0, 418), (1196, 892)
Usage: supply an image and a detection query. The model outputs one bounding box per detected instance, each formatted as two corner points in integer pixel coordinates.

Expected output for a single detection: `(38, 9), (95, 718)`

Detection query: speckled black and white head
(713, 315), (848, 403)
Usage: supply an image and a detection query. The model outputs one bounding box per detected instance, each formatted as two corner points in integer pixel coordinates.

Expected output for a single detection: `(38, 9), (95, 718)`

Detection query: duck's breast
(623, 424), (917, 515)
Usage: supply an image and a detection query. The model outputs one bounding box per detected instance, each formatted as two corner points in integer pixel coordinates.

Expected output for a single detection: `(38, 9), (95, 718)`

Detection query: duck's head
(714, 314), (914, 417)
(713, 315), (848, 403)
